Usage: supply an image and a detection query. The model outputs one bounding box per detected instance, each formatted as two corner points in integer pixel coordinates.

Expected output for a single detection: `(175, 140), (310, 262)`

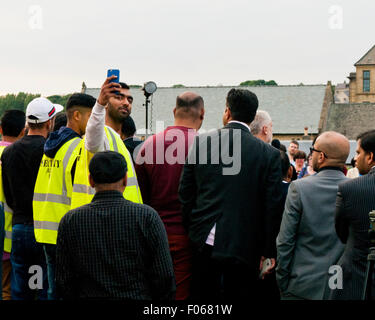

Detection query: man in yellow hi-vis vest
(0, 110), (26, 300)
(33, 93), (96, 300)
(70, 75), (142, 210)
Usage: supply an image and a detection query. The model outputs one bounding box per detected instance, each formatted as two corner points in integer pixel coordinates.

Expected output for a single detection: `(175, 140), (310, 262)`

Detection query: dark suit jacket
(330, 166), (375, 300)
(178, 122), (282, 267)
(56, 190), (175, 300)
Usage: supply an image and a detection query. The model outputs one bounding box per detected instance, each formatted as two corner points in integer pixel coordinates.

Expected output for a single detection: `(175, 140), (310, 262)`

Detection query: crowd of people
(0, 75), (374, 301)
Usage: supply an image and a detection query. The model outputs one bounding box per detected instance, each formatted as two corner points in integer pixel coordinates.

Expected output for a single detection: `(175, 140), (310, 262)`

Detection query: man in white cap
(1, 97), (62, 300)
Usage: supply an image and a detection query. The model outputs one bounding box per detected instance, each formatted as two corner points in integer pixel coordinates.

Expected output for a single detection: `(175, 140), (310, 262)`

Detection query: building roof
(354, 45), (375, 66)
(324, 103), (375, 140)
(84, 84), (326, 135)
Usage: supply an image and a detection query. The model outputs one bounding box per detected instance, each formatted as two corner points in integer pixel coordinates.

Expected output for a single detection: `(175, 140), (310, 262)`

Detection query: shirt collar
(228, 120), (250, 132)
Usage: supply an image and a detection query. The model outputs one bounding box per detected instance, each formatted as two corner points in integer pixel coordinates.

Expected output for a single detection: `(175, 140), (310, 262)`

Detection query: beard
(108, 103), (129, 122)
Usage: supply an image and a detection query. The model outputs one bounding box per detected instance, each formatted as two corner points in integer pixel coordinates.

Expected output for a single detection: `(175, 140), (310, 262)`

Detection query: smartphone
(107, 69), (120, 94)
(107, 69), (120, 83)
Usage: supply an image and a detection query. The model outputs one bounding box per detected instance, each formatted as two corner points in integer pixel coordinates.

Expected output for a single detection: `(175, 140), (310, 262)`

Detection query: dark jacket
(56, 190), (176, 300)
(178, 122), (282, 267)
(330, 166), (375, 300)
(1, 135), (45, 225)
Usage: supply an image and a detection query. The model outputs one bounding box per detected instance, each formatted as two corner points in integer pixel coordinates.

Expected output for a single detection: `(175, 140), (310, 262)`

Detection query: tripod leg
(363, 260), (374, 300)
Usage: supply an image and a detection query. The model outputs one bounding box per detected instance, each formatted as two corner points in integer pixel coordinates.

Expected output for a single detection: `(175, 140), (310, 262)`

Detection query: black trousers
(190, 244), (261, 301)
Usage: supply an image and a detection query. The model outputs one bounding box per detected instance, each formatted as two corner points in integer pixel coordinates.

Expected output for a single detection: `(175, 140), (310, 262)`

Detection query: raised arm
(85, 76), (121, 153)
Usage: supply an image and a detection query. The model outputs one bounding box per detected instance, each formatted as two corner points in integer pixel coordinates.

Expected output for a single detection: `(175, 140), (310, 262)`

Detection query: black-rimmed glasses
(309, 147), (328, 159)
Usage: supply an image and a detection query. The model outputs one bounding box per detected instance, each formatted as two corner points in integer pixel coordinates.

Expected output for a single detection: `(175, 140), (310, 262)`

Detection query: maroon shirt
(135, 126), (197, 235)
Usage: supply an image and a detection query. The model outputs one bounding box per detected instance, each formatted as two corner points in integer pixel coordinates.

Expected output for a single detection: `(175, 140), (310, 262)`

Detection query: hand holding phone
(107, 69), (120, 83)
(97, 72), (121, 106)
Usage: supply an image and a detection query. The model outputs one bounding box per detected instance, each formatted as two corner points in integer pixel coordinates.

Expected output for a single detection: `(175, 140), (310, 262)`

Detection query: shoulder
(339, 173), (374, 192)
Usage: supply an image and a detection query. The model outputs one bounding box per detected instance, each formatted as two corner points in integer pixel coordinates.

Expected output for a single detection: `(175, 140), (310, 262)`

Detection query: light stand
(142, 81), (157, 139)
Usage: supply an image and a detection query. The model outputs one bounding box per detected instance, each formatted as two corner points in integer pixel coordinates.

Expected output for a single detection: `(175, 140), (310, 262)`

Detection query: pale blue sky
(0, 0), (374, 95)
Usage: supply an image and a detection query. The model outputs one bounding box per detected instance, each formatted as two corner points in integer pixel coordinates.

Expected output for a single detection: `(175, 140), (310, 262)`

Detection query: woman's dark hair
(293, 150), (307, 161)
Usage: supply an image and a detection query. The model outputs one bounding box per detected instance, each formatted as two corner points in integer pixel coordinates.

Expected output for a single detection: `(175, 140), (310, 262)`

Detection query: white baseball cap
(26, 97), (64, 124)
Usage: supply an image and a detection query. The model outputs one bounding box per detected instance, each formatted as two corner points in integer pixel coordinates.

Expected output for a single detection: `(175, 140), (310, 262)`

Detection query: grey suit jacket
(276, 168), (348, 300)
(330, 166), (375, 300)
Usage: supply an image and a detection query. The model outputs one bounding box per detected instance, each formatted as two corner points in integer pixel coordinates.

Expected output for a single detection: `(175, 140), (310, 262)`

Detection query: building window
(363, 70), (370, 92)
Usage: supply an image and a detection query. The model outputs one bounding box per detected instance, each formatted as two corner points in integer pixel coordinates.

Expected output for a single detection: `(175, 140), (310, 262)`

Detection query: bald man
(135, 92), (204, 300)
(276, 131), (350, 300)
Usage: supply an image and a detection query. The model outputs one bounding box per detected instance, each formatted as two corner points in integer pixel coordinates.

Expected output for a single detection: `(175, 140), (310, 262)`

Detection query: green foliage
(0, 92), (41, 115)
(47, 94), (72, 107)
(0, 92), (72, 118)
(129, 85), (142, 88)
(172, 84), (185, 88)
(240, 80), (278, 86)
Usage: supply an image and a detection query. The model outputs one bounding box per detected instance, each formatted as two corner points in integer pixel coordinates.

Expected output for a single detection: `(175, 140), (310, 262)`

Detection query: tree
(172, 84), (185, 88)
(240, 80), (278, 86)
(47, 94), (71, 107)
(0, 92), (41, 115)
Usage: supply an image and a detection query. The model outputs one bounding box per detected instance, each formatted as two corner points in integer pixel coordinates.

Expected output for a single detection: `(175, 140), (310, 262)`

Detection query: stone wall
(323, 103), (375, 139)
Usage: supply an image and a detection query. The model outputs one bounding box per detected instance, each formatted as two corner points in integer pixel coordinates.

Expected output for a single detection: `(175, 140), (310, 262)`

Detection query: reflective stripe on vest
(33, 138), (82, 244)
(70, 126), (142, 209)
(0, 145), (13, 253)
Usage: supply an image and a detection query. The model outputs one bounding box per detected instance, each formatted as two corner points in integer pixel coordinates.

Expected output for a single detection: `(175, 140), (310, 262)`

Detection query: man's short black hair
(226, 89), (258, 124)
(0, 110), (26, 137)
(66, 93), (96, 110)
(53, 112), (67, 131)
(280, 150), (291, 178)
(119, 82), (130, 90)
(121, 116), (136, 138)
(357, 130), (375, 156)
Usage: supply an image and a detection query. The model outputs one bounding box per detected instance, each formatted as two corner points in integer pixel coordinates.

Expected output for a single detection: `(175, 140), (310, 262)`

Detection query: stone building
(334, 82), (349, 103)
(348, 45), (375, 103)
(320, 45), (375, 139)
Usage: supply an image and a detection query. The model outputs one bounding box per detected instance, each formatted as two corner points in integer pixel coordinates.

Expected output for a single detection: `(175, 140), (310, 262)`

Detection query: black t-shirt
(1, 135), (45, 225)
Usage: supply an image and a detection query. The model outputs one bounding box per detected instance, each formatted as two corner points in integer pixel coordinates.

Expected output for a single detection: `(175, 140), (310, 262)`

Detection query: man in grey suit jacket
(276, 131), (350, 300)
(330, 130), (375, 300)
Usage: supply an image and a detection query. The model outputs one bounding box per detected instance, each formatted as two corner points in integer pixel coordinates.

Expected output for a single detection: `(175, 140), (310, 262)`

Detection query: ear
(17, 128), (26, 139)
(368, 151), (374, 164)
(123, 173), (128, 187)
(74, 110), (81, 121)
(173, 107), (176, 117)
(0, 127), (3, 136)
(89, 174), (95, 188)
(200, 108), (205, 120)
(262, 125), (268, 136)
(225, 107), (232, 121)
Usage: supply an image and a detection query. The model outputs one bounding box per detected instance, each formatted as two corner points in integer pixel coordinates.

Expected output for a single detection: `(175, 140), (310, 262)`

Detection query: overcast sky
(0, 0), (374, 96)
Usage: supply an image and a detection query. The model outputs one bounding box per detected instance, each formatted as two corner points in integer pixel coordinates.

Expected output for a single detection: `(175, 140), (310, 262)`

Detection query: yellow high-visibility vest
(70, 126), (142, 209)
(33, 137), (82, 244)
(0, 145), (13, 253)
